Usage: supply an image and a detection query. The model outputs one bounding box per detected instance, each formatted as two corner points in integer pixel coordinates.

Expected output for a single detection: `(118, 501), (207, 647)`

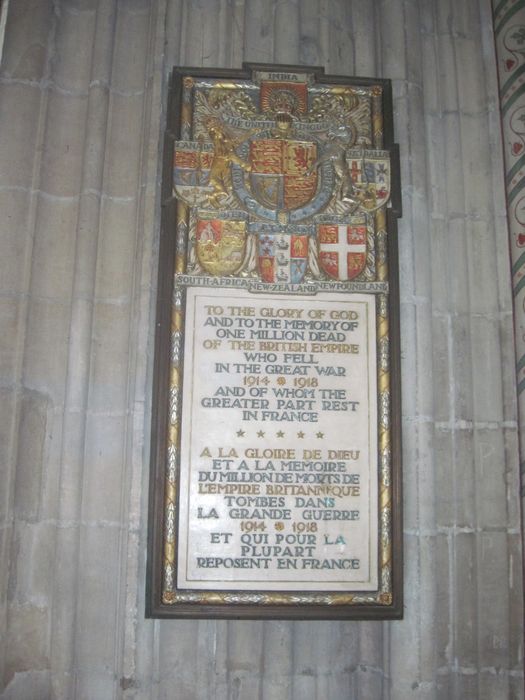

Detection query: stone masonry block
(478, 531), (513, 668)
(0, 297), (24, 384)
(418, 0), (436, 36)
(470, 315), (504, 424)
(243, 0), (274, 64)
(454, 674), (483, 699)
(421, 31), (439, 113)
(446, 220), (471, 315)
(89, 301), (131, 413)
(437, 33), (459, 113)
(430, 314), (450, 422)
(504, 428), (521, 531)
(397, 223), (416, 300)
(354, 619), (380, 668)
(0, 520), (13, 600)
(53, 3), (96, 93)
(350, 1), (376, 75)
(433, 533), (451, 668)
(189, 620), (228, 700)
(399, 301), (417, 409)
(425, 117), (446, 219)
(479, 674), (513, 700)
(456, 36), (490, 116)
(183, 1), (222, 67)
(449, 315), (474, 420)
(5, 603), (49, 687)
(8, 521), (54, 605)
(259, 621), (293, 687)
(95, 197), (138, 301)
(474, 428), (511, 529)
(78, 88), (112, 192)
(39, 91), (88, 197)
(416, 423), (439, 531)
(87, 3), (118, 88)
(435, 427), (478, 527)
(404, 3), (424, 87)
(74, 525), (120, 668)
(1, 0), (53, 81)
(104, 93), (145, 198)
(111, 4), (151, 93)
(454, 532), (479, 667)
(22, 298), (70, 401)
(495, 214), (515, 312)
(36, 405), (64, 522)
(61, 0), (98, 10)
(465, 219), (501, 315)
(75, 670), (117, 700)
(415, 303), (436, 416)
(157, 620), (199, 686)
(297, 2), (322, 67)
(442, 113), (465, 216)
(378, 1), (407, 81)
(405, 90), (429, 206)
(450, 0), (483, 40)
(429, 220), (450, 315)
(460, 114), (493, 220)
(0, 84), (43, 188)
(0, 190), (32, 295)
(401, 417), (427, 530)
(355, 663), (383, 699)
(30, 195), (78, 300)
(508, 533), (525, 668)
(0, 388), (18, 520)
(389, 534), (424, 696)
(274, 2), (301, 66)
(82, 413), (126, 522)
(13, 389), (52, 522)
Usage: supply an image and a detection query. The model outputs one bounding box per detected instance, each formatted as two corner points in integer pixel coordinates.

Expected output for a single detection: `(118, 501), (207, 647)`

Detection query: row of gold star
(236, 428), (325, 439)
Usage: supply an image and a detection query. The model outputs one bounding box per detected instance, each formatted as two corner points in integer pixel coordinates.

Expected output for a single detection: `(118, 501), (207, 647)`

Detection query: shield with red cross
(317, 223), (367, 281)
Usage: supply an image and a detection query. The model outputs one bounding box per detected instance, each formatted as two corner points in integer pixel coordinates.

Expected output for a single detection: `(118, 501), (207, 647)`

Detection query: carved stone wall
(0, 1), (523, 699)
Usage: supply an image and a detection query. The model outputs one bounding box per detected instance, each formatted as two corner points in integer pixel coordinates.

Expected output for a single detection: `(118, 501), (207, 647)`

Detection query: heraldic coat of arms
(172, 66), (395, 286)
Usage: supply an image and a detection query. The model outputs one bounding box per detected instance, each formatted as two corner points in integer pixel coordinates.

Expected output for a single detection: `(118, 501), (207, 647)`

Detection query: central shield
(249, 139), (317, 210)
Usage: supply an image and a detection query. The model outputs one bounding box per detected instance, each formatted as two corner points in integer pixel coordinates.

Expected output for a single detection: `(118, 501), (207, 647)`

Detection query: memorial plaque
(147, 63), (402, 619)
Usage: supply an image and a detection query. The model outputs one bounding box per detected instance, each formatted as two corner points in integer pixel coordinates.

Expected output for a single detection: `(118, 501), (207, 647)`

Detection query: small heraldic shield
(318, 222), (367, 281)
(258, 233), (308, 283)
(346, 149), (391, 212)
(196, 218), (246, 276)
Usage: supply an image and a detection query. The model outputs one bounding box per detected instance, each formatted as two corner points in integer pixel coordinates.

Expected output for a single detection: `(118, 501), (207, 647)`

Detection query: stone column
(493, 0), (525, 503)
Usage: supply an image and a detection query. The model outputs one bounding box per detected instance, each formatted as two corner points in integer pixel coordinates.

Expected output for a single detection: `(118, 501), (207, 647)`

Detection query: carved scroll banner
(148, 64), (402, 619)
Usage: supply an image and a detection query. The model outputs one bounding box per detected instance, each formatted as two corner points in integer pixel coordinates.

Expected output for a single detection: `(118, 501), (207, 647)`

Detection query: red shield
(318, 224), (367, 281)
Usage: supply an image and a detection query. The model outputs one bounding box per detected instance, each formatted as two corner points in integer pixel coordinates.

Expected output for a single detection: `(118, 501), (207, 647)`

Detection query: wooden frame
(147, 63), (402, 619)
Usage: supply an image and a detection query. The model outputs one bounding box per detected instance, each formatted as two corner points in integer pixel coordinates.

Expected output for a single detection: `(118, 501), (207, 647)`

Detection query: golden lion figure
(205, 118), (251, 207)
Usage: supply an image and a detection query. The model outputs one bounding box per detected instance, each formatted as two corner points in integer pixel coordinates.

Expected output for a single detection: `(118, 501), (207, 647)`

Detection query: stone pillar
(493, 0), (525, 503)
